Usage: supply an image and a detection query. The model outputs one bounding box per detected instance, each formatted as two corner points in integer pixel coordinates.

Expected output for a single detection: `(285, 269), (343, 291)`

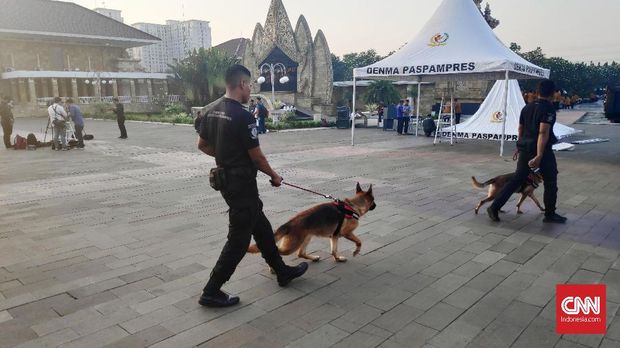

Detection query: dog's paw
(517, 210), (524, 214)
(474, 209), (479, 215)
(335, 256), (347, 263)
(353, 249), (361, 257)
(311, 255), (321, 262)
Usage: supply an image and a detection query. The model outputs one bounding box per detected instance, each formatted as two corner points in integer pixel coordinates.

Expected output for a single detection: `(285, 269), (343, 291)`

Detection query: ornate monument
(242, 0), (333, 114)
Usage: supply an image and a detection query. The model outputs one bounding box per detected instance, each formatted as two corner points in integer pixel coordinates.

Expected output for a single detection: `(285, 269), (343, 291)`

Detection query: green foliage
(510, 43), (620, 96)
(171, 113), (193, 124)
(92, 102), (112, 119)
(331, 49), (386, 81)
(364, 80), (401, 105)
(266, 119), (328, 130)
(168, 47), (239, 105)
(164, 103), (186, 115)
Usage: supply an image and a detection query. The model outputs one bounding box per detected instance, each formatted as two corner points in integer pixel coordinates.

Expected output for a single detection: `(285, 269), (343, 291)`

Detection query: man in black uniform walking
(112, 98), (127, 139)
(487, 79), (567, 224)
(197, 65), (308, 307)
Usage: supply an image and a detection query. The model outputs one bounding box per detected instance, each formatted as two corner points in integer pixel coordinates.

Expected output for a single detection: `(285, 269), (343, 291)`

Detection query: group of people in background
(524, 90), (579, 110)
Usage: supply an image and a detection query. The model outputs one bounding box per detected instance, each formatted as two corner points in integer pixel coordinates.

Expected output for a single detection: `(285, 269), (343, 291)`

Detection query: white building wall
(131, 20), (212, 73)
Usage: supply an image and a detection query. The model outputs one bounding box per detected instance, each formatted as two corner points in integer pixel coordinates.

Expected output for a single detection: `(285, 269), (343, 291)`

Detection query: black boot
(198, 290), (240, 307)
(543, 213), (567, 224)
(487, 207), (500, 222)
(276, 262), (308, 287)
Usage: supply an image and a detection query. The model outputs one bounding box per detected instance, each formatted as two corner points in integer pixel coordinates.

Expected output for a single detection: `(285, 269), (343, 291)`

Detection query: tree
(474, 0), (499, 29)
(168, 47), (239, 105)
(332, 49), (387, 81)
(509, 42), (620, 96)
(364, 80), (400, 105)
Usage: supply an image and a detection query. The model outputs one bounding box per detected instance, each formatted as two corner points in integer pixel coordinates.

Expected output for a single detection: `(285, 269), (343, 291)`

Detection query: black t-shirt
(114, 103), (124, 118)
(199, 97), (259, 168)
(519, 99), (558, 151)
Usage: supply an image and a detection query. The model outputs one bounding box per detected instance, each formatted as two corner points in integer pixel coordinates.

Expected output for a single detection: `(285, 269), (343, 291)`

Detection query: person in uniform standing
(0, 96), (14, 149)
(454, 98), (462, 124)
(487, 79), (567, 224)
(197, 65), (308, 307)
(112, 98), (127, 139)
(396, 100), (404, 134)
(402, 99), (411, 134)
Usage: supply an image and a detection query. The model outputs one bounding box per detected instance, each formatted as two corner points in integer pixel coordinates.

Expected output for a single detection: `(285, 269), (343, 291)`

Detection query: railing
(36, 97), (54, 107)
(37, 95), (184, 106)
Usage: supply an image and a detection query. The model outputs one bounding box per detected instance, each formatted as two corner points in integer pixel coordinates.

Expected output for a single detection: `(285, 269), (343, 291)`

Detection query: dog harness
(333, 200), (359, 236)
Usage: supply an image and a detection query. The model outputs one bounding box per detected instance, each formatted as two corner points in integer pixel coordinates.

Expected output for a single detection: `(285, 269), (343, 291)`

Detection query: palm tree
(169, 47), (239, 105)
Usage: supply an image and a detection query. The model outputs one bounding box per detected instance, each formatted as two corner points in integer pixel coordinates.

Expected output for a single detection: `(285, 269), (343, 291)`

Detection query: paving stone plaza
(1, 111), (619, 348)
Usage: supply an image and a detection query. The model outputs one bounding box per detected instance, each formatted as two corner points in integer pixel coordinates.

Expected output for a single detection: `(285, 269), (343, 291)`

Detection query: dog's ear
(367, 184), (373, 196)
(356, 182), (362, 193)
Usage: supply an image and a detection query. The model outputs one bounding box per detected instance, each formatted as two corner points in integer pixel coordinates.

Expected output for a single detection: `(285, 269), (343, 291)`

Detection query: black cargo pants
(490, 149), (559, 216)
(203, 170), (286, 293)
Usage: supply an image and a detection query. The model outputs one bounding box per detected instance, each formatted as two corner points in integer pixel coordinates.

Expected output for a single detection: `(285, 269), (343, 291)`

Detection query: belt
(224, 167), (257, 177)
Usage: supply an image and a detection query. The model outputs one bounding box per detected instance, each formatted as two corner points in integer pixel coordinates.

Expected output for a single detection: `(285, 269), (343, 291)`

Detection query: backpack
(27, 133), (38, 146)
(14, 134), (27, 150)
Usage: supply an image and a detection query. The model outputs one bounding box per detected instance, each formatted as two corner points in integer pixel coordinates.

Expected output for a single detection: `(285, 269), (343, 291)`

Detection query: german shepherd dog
(248, 183), (376, 262)
(471, 172), (544, 214)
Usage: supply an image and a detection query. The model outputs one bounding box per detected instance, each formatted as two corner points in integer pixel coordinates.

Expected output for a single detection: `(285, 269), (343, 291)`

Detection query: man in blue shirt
(396, 100), (404, 134)
(66, 98), (85, 148)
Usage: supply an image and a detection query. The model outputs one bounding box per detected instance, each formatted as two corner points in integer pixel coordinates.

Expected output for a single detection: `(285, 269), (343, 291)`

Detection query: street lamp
(257, 63), (289, 109)
(84, 72), (114, 100)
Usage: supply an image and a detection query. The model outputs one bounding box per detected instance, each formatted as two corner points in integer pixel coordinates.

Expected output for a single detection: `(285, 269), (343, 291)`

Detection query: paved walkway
(1, 116), (619, 348)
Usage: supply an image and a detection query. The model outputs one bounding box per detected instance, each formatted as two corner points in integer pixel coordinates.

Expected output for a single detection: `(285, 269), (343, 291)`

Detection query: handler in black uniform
(197, 65), (308, 307)
(487, 79), (567, 224)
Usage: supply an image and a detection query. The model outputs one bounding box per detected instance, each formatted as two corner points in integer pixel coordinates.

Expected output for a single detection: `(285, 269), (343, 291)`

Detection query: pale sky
(75, 0), (619, 63)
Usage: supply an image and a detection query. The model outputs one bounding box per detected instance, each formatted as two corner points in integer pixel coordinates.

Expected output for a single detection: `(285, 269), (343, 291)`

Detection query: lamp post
(257, 63), (289, 109)
(84, 72), (113, 101)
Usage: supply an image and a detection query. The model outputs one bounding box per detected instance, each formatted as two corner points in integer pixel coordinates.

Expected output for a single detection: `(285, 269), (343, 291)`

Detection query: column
(111, 79), (118, 97)
(163, 80), (169, 95)
(17, 79), (28, 103)
(71, 79), (78, 99)
(146, 79), (153, 100)
(129, 79), (136, 100)
(10, 80), (18, 101)
(28, 78), (37, 103)
(51, 78), (59, 97)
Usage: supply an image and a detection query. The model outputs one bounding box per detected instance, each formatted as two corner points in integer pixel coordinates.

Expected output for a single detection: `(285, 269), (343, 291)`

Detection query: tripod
(45, 118), (77, 149)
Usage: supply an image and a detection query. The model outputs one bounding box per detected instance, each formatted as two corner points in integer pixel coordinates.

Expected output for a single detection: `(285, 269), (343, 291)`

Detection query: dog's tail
(471, 176), (494, 189)
(247, 222), (289, 253)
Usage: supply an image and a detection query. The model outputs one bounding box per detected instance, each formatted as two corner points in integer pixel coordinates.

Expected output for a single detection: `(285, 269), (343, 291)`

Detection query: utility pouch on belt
(209, 168), (227, 191)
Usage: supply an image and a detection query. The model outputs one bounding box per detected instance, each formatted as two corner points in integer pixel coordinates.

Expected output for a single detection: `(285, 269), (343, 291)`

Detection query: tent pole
(351, 74), (356, 146)
(450, 82), (454, 146)
(415, 81), (421, 136)
(434, 94), (444, 145)
(500, 70), (509, 156)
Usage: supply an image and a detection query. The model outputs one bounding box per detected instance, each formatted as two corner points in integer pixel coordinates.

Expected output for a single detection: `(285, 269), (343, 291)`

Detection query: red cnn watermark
(556, 284), (606, 335)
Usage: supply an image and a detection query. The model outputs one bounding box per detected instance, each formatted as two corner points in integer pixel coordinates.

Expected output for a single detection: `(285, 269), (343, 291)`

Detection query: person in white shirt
(47, 97), (68, 150)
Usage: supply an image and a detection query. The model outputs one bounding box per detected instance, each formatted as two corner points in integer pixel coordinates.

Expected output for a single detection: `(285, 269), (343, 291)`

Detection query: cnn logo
(556, 284), (606, 335)
(560, 296), (600, 315)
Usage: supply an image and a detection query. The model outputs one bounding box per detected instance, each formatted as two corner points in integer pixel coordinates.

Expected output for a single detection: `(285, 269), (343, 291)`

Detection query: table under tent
(351, 0), (550, 156)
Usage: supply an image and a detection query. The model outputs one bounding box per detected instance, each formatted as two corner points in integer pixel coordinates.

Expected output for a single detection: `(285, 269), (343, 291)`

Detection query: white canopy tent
(440, 79), (580, 141)
(351, 0), (550, 155)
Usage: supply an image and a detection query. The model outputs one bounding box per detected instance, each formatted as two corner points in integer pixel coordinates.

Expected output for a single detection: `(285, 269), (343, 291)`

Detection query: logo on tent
(428, 33), (449, 47)
(490, 111), (503, 123)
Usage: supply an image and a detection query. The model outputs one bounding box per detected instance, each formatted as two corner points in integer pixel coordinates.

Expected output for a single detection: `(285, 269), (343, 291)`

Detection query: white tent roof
(353, 0), (549, 82)
(440, 80), (580, 141)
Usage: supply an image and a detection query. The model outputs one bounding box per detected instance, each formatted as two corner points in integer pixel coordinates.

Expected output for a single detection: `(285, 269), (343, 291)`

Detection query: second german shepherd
(248, 183), (376, 262)
(471, 172), (544, 215)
